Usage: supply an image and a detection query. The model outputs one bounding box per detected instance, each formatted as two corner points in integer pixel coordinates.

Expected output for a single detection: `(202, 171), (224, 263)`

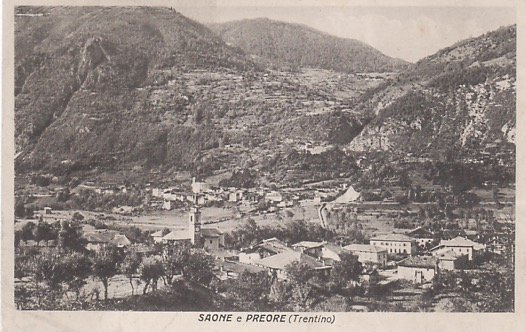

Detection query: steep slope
(15, 6), (257, 172)
(15, 7), (375, 178)
(209, 18), (409, 73)
(348, 25), (516, 158)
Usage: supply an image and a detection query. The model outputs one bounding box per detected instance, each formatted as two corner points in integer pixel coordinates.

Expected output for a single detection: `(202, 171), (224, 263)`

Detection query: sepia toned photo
(10, 2), (516, 315)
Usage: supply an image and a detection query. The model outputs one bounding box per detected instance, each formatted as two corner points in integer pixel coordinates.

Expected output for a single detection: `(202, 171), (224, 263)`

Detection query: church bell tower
(188, 195), (201, 244)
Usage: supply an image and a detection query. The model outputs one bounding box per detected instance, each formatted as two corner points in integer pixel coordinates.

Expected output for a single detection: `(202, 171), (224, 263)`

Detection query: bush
(31, 175), (52, 187)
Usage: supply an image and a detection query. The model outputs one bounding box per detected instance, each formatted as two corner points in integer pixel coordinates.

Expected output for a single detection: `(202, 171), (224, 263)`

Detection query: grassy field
(16, 202), (321, 235)
(129, 205), (321, 232)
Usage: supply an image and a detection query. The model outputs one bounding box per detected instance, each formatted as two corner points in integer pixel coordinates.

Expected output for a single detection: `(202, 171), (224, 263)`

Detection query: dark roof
(398, 256), (438, 269)
(221, 261), (266, 274)
(291, 241), (324, 249)
(201, 228), (223, 238)
(257, 251), (325, 270)
(371, 233), (415, 242)
(344, 244), (387, 253)
(406, 227), (434, 238)
(83, 230), (131, 246)
(243, 238), (292, 255)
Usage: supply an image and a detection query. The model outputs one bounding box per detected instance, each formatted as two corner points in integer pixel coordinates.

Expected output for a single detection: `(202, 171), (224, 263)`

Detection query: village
(14, 166), (515, 311)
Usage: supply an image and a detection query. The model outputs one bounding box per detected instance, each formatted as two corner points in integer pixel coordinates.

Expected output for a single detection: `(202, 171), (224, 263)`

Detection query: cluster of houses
(16, 187), (512, 289)
(150, 177), (345, 213)
(211, 225), (497, 285)
(15, 214), (500, 286)
(15, 210), (513, 299)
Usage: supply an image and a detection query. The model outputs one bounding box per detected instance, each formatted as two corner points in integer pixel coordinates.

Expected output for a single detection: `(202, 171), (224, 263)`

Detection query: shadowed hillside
(209, 18), (410, 73)
(348, 25), (516, 158)
(15, 6), (257, 173)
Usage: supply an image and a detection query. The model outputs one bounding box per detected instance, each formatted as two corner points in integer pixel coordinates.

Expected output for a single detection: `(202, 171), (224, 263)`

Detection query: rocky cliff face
(14, 6), (256, 173)
(347, 25), (516, 156)
(14, 7), (515, 178)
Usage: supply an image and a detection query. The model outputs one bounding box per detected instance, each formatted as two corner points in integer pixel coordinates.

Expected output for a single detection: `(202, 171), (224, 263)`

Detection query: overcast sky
(174, 6), (516, 62)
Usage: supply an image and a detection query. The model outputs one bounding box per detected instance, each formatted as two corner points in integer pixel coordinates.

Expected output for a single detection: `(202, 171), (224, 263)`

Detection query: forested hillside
(209, 18), (409, 73)
(15, 7), (378, 177)
(14, 7), (515, 182)
(348, 25), (516, 158)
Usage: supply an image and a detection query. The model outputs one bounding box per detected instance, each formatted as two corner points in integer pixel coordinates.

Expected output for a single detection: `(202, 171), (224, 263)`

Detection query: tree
(140, 256), (164, 294)
(183, 252), (215, 286)
(282, 261), (322, 311)
(161, 241), (190, 285)
(72, 211), (85, 221)
(32, 252), (66, 290)
(27, 251), (84, 307)
(475, 271), (514, 312)
(285, 261), (316, 284)
(91, 246), (121, 300)
(62, 252), (92, 300)
(329, 252), (363, 295)
(57, 188), (71, 202)
(20, 222), (36, 241)
(227, 271), (273, 310)
(434, 297), (477, 312)
(288, 280), (317, 311)
(33, 222), (57, 242)
(121, 249), (142, 295)
(58, 221), (85, 252)
(15, 200), (26, 218)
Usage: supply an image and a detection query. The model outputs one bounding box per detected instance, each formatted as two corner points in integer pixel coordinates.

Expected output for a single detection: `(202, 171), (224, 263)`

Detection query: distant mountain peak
(209, 18), (410, 73)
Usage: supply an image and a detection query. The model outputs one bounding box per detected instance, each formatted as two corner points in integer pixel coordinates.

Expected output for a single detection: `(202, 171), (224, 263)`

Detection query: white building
(163, 199), (176, 211)
(265, 191), (283, 203)
(191, 177), (210, 194)
(370, 233), (417, 256)
(397, 256), (438, 283)
(228, 190), (244, 202)
(343, 244), (388, 268)
(430, 236), (485, 261)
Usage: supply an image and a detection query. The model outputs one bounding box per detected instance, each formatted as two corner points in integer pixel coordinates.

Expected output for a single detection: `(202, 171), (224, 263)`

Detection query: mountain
(14, 7), (515, 184)
(14, 6), (257, 173)
(209, 18), (409, 73)
(348, 25), (516, 158)
(14, 7), (371, 178)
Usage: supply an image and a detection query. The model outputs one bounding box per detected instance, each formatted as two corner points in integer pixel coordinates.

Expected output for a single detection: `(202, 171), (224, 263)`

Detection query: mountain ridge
(348, 25), (516, 157)
(14, 8), (515, 182)
(209, 18), (410, 73)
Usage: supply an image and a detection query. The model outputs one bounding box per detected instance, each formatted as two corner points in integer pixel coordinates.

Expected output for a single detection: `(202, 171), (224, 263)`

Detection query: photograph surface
(12, 4), (516, 312)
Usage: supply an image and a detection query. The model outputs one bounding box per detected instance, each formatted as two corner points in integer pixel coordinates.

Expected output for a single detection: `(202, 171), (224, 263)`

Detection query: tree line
(15, 240), (214, 310)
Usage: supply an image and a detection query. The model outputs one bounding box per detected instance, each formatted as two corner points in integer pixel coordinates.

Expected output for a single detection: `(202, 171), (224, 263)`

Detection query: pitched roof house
(397, 256), (438, 283)
(370, 233), (417, 256)
(256, 250), (330, 280)
(343, 244), (388, 267)
(83, 229), (132, 251)
(238, 237), (293, 264)
(430, 236), (485, 261)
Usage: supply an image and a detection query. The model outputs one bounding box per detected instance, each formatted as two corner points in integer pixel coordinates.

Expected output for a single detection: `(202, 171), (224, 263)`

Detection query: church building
(160, 195), (224, 251)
